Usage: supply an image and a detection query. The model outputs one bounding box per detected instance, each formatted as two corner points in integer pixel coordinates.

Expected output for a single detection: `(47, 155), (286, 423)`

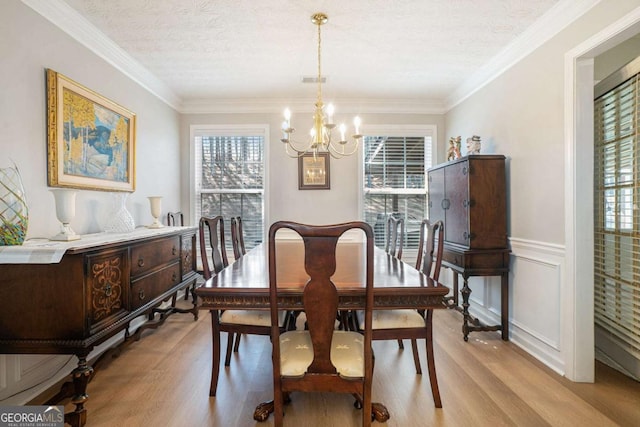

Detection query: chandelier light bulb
(326, 103), (335, 124)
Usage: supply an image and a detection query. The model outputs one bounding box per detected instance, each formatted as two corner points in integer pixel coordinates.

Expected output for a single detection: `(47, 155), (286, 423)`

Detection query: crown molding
(21, 0), (182, 110)
(445, 0), (601, 111)
(23, 0), (598, 116)
(179, 97), (447, 115)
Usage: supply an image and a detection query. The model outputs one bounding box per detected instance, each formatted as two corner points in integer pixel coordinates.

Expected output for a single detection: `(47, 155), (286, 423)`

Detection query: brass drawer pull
(172, 246), (177, 256)
(137, 257), (145, 267)
(138, 289), (145, 300)
(172, 272), (178, 282)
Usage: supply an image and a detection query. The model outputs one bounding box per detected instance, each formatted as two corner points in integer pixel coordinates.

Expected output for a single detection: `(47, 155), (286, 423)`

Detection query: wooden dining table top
(195, 240), (450, 310)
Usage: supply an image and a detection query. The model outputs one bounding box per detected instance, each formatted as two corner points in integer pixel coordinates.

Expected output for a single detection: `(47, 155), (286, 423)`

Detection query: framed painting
(46, 69), (136, 192)
(298, 152), (330, 190)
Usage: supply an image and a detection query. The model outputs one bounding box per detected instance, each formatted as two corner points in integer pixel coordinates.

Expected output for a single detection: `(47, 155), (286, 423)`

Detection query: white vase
(147, 196), (164, 228)
(104, 192), (135, 233)
(49, 189), (80, 241)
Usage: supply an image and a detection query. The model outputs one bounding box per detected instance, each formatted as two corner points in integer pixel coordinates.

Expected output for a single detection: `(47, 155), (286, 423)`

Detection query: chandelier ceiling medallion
(281, 13), (362, 159)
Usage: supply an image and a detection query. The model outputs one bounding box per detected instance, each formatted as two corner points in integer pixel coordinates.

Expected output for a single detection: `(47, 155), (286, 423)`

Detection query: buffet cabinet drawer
(130, 235), (180, 277)
(130, 262), (181, 310)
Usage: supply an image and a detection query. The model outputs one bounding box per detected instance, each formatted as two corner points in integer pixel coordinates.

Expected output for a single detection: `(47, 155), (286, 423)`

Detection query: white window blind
(594, 75), (640, 364)
(194, 128), (265, 255)
(362, 132), (433, 250)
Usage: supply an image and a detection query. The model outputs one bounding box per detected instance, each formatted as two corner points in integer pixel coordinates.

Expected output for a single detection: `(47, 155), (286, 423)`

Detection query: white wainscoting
(439, 237), (566, 375)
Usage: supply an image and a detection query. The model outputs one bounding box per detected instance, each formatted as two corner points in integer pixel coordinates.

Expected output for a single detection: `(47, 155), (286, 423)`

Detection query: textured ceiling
(58, 0), (561, 107)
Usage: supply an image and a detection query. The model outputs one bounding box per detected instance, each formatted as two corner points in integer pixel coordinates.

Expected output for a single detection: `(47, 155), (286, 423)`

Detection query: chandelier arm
(285, 134), (320, 157)
(327, 140), (361, 158)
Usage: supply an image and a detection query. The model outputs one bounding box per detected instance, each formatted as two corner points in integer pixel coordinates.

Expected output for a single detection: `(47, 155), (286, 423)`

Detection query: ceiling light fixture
(281, 13), (362, 159)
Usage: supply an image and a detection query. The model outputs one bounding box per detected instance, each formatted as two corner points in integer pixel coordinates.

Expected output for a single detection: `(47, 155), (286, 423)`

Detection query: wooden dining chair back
(416, 219), (444, 280)
(198, 216), (229, 280)
(166, 211), (184, 226)
(230, 216), (247, 259)
(268, 221), (375, 426)
(198, 215), (288, 397)
(385, 215), (404, 260)
(357, 218), (444, 409)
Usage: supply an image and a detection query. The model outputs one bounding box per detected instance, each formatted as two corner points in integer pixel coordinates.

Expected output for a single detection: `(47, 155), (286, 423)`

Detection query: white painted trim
(181, 98), (447, 115)
(189, 124), (270, 241)
(446, 0), (601, 111)
(563, 5), (640, 382)
(509, 237), (565, 256)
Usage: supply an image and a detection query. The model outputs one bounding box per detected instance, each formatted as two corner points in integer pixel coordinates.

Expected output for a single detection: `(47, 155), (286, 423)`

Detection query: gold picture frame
(298, 153), (330, 190)
(46, 69), (136, 192)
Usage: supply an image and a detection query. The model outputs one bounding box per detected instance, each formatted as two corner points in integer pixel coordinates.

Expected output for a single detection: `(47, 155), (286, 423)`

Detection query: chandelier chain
(317, 19), (322, 106)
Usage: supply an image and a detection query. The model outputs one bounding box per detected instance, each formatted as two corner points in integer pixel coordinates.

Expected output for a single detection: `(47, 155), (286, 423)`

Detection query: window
(594, 71), (640, 379)
(192, 125), (266, 256)
(361, 126), (435, 261)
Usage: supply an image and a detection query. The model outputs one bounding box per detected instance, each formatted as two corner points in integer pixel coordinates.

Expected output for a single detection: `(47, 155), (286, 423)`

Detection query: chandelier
(281, 13), (362, 159)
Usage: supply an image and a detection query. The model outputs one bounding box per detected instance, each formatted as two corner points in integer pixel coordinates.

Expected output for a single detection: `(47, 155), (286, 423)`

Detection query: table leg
(501, 272), (509, 341)
(461, 275), (472, 342)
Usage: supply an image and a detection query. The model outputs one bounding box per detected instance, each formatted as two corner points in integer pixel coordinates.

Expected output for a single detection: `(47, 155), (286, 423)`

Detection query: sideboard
(0, 227), (198, 427)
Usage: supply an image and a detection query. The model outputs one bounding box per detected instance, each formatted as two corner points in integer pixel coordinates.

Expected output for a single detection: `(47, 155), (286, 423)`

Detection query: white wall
(179, 112), (445, 229)
(0, 1), (181, 403)
(1, 1), (181, 239)
(445, 0), (640, 381)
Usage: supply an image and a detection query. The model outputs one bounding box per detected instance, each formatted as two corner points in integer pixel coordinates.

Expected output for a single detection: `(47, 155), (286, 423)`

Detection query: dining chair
(199, 216), (288, 396)
(385, 215), (404, 260)
(268, 221), (375, 426)
(166, 211), (193, 302)
(230, 216), (246, 259)
(357, 219), (444, 408)
(166, 211), (184, 227)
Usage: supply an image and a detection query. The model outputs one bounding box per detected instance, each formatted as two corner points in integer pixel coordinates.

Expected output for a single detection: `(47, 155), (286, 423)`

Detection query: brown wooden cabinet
(427, 155), (510, 341)
(0, 228), (198, 426)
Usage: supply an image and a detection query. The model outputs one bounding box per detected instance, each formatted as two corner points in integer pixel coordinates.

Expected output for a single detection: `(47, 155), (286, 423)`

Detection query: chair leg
(224, 332), (234, 366)
(273, 390), (284, 427)
(425, 309), (441, 407)
(397, 339), (404, 349)
(210, 311), (221, 396)
(233, 333), (241, 352)
(410, 339), (422, 374)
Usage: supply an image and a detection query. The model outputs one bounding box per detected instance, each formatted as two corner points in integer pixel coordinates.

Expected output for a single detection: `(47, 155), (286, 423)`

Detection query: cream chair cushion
(357, 309), (425, 330)
(220, 309), (286, 327)
(279, 330), (364, 378)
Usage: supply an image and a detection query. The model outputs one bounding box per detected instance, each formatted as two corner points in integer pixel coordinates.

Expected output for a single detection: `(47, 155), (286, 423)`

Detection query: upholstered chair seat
(357, 309), (425, 330)
(221, 309), (287, 327)
(279, 330), (365, 378)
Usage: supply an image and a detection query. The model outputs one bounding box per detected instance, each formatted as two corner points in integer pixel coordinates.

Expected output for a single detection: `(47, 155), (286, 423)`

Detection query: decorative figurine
(466, 135), (481, 154)
(447, 136), (462, 161)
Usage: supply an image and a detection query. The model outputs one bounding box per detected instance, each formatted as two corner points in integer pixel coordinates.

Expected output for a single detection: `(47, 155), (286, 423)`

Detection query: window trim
(190, 124), (270, 242)
(358, 124), (438, 263)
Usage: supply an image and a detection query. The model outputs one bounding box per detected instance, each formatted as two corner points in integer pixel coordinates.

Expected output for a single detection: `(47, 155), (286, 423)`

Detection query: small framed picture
(298, 153), (330, 190)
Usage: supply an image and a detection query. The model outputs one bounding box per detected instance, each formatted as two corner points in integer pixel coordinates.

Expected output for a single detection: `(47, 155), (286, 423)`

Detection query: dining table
(195, 240), (450, 422)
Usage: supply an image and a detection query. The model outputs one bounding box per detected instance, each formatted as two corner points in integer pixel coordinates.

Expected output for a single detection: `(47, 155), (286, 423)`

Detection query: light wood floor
(65, 304), (640, 427)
